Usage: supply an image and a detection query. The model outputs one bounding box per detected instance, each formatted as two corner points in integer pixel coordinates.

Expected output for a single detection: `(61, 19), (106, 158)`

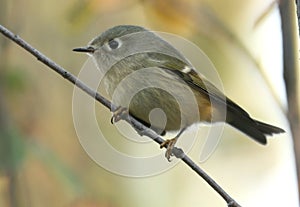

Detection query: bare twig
(0, 24), (241, 207)
(279, 0), (300, 200)
(296, 0), (300, 35)
(253, 0), (278, 28)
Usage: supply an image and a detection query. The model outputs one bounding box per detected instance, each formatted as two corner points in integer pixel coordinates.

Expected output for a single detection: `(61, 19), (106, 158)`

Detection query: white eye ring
(107, 38), (122, 50)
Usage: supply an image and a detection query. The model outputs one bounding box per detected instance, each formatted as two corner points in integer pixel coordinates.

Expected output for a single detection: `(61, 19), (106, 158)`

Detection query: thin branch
(253, 0), (278, 28)
(296, 0), (300, 35)
(279, 0), (300, 201)
(0, 24), (241, 207)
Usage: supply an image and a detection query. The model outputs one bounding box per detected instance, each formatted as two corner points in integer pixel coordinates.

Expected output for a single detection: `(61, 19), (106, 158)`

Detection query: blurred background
(0, 0), (298, 206)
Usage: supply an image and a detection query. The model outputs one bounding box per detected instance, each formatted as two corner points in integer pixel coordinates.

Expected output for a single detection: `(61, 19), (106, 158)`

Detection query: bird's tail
(227, 114), (285, 144)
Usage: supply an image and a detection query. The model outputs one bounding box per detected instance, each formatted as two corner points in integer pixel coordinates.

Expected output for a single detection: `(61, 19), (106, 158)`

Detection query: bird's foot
(160, 137), (178, 162)
(111, 106), (129, 124)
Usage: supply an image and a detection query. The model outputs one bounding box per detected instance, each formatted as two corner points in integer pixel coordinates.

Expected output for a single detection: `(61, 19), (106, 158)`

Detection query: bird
(73, 25), (285, 161)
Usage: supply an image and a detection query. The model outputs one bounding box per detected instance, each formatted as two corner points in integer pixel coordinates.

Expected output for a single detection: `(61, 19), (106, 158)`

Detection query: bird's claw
(111, 106), (129, 124)
(160, 138), (178, 162)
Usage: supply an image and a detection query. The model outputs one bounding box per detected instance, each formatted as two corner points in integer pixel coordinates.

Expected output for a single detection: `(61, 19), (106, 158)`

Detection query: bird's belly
(103, 67), (212, 132)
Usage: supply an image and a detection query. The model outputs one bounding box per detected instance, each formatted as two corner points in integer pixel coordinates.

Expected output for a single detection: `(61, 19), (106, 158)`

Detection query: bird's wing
(147, 52), (227, 106)
(146, 52), (252, 119)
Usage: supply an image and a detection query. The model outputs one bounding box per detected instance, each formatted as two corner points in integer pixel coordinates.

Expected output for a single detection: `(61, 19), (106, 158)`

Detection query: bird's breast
(102, 66), (214, 132)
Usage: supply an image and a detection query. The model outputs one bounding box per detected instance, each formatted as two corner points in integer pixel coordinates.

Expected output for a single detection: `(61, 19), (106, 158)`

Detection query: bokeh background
(0, 0), (298, 206)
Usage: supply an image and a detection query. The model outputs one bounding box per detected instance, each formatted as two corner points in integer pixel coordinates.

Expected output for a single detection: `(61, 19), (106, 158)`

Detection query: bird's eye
(108, 39), (119, 50)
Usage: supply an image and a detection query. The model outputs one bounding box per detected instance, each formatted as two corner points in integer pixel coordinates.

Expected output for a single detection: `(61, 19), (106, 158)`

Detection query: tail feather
(227, 113), (285, 145)
(225, 98), (285, 144)
(254, 120), (285, 135)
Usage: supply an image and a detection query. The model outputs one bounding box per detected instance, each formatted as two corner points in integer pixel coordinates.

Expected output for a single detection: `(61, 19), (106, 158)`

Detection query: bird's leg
(111, 106), (129, 124)
(160, 127), (187, 161)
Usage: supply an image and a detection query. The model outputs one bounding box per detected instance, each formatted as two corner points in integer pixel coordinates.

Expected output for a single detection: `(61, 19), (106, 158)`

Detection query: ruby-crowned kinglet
(73, 25), (284, 160)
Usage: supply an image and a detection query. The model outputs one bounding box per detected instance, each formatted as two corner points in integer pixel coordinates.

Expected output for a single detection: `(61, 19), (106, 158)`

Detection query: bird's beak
(73, 46), (95, 53)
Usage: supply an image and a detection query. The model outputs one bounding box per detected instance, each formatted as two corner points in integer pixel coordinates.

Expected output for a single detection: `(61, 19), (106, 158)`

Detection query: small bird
(73, 25), (285, 161)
